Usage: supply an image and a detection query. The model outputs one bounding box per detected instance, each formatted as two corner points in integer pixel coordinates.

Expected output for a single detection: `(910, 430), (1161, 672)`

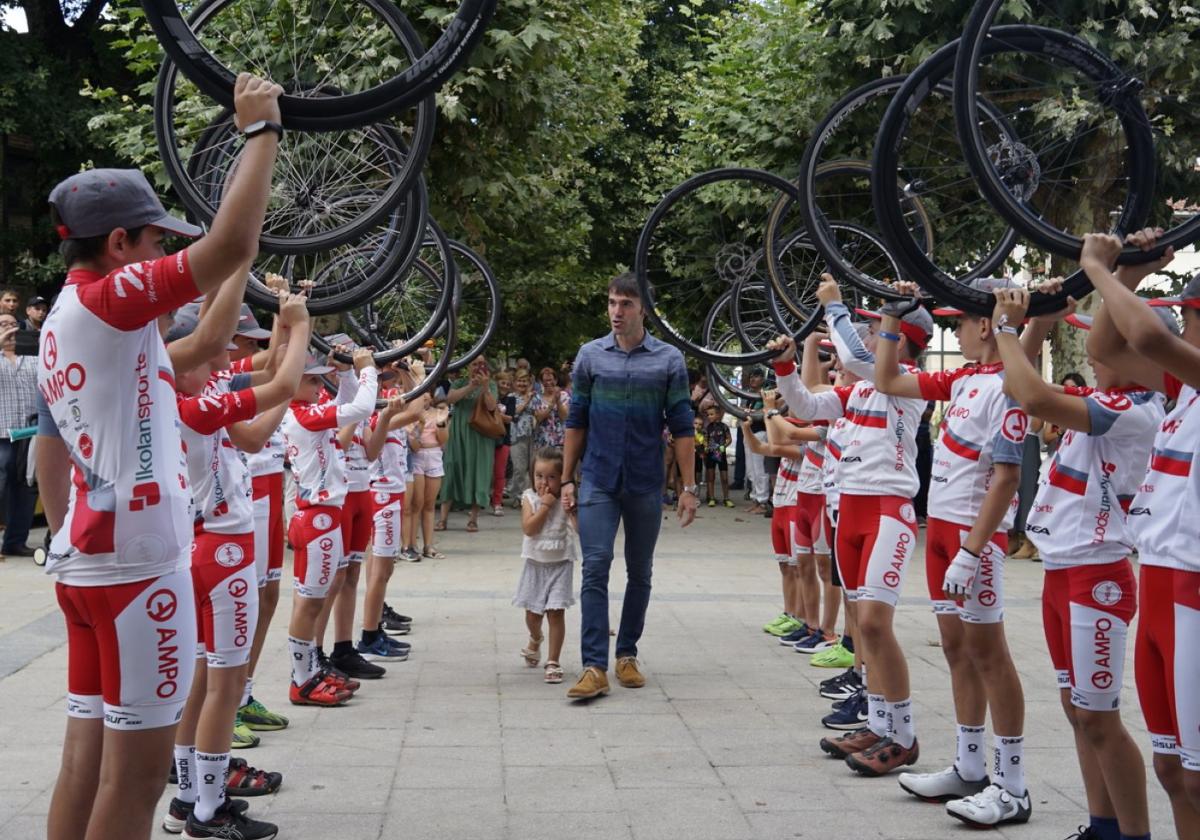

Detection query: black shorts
(703, 453), (728, 471)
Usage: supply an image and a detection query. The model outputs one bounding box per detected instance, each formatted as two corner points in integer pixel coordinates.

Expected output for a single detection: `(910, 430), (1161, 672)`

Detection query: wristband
(993, 326), (1019, 337)
(878, 331), (901, 342)
(561, 480), (577, 488)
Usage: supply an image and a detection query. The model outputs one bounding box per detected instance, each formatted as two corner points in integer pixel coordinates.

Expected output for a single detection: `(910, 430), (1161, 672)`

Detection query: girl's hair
(1060, 372), (1087, 388)
(533, 446), (564, 473)
(539, 366), (560, 385)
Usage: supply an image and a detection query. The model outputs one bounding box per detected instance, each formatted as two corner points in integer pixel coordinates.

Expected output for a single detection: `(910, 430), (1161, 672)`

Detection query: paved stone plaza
(0, 507), (1177, 839)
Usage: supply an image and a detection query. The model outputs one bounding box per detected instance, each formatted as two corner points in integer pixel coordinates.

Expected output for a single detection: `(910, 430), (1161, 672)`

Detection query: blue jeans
(577, 483), (663, 670)
(0, 439), (36, 552)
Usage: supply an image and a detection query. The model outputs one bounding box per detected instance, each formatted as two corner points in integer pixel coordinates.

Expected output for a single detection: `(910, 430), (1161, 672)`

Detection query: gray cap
(236, 304), (271, 340)
(1148, 273), (1200, 311)
(304, 353), (335, 375)
(166, 301), (238, 350)
(855, 305), (935, 350)
(1067, 304), (1181, 336)
(931, 276), (1019, 317)
(49, 169), (202, 240)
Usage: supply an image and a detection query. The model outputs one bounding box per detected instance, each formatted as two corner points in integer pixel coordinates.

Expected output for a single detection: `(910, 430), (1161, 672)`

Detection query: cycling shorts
(371, 491), (404, 558)
(191, 531), (258, 669)
(56, 566), (197, 730)
(794, 492), (829, 554)
(289, 506), (343, 599)
(251, 473), (284, 586)
(926, 518), (1008, 623)
(1042, 559), (1136, 711)
(1175, 570), (1200, 770)
(835, 494), (917, 607)
(771, 505), (796, 565)
(341, 489), (373, 564)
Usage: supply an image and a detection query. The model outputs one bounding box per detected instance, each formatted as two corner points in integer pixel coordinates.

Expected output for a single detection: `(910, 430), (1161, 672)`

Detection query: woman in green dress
(436, 355), (499, 532)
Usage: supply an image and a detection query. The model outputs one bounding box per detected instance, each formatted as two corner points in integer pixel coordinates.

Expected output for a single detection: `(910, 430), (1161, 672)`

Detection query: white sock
(289, 636), (316, 685)
(997, 734), (1025, 795)
(240, 677), (253, 708)
(889, 699), (915, 748)
(173, 745), (196, 803)
(193, 751), (229, 823)
(956, 723), (987, 782)
(867, 693), (888, 737)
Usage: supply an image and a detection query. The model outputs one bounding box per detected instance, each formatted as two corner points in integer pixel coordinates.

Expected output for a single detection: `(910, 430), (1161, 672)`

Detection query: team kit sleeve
(824, 302), (877, 381)
(334, 368), (379, 426)
(1082, 391), (1143, 438)
(177, 389), (259, 435)
(916, 368), (960, 402)
(75, 250), (200, 331)
(773, 361), (848, 422)
(664, 349), (695, 438)
(988, 396), (1029, 465)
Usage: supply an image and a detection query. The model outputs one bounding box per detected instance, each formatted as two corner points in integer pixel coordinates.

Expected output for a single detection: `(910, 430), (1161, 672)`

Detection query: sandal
(544, 661), (564, 683)
(521, 635), (543, 667)
(434, 520), (447, 532)
(465, 520), (479, 533)
(422, 546), (446, 560)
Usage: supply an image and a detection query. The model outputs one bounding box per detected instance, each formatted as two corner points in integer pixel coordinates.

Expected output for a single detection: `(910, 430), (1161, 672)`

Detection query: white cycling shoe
(898, 765), (989, 802)
(946, 782), (1032, 827)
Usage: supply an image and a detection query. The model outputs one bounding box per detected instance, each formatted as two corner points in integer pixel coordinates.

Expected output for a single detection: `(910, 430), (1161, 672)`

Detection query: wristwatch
(765, 409), (782, 419)
(561, 479), (577, 488)
(243, 120), (284, 141)
(681, 484), (699, 496)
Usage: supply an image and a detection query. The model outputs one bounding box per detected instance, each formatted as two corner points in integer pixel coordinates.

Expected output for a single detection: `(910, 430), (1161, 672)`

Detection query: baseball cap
(235, 304), (271, 340)
(1147, 274), (1200, 310)
(1066, 305), (1181, 336)
(26, 296), (48, 307)
(303, 353), (335, 376)
(930, 277), (1019, 318)
(166, 301), (238, 350)
(854, 305), (935, 351)
(49, 169), (202, 240)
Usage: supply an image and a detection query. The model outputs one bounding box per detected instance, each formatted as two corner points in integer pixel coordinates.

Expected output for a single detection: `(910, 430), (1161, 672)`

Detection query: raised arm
(992, 290), (1092, 433)
(169, 259), (253, 372)
(1082, 230), (1199, 390)
(766, 336), (846, 422)
(800, 331), (833, 392)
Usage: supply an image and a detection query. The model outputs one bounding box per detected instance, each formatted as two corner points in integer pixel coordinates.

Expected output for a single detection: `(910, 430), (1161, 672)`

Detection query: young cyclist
(1084, 227), (1200, 840)
(167, 289), (308, 839)
(36, 73), (283, 840)
(281, 347), (379, 705)
(876, 277), (1032, 827)
(993, 283), (1163, 840)
(771, 274), (932, 776)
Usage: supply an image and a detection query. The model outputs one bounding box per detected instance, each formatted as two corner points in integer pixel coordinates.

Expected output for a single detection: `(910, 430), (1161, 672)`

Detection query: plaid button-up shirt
(0, 352), (37, 438)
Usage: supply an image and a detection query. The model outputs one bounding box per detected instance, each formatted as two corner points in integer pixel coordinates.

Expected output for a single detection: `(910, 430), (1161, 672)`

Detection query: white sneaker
(945, 783), (1032, 827)
(492, 506), (504, 517)
(898, 765), (989, 802)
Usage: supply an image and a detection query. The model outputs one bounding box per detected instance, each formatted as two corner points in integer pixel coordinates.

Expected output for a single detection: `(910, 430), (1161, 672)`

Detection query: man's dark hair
(607, 272), (640, 301)
(0, 289), (18, 300)
(51, 207), (146, 268)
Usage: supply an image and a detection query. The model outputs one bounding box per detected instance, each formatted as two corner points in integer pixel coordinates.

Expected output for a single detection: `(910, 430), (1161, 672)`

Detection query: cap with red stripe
(854, 306), (934, 350)
(1148, 274), (1200, 310)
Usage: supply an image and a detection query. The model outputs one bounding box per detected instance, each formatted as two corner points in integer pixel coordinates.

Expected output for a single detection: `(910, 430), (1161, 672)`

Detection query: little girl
(514, 447), (578, 684)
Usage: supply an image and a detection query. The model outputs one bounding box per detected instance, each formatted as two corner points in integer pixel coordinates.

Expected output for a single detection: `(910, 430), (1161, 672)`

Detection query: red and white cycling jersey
(177, 388), (258, 535)
(918, 363), (1027, 530)
(344, 420), (372, 493)
(369, 413), (409, 493)
(220, 357), (285, 477)
(775, 362), (924, 499)
(1027, 387), (1162, 569)
(281, 368), (378, 509)
(822, 417), (848, 514)
(796, 438), (825, 496)
(1128, 374), (1200, 571)
(39, 253), (200, 586)
(772, 457), (800, 508)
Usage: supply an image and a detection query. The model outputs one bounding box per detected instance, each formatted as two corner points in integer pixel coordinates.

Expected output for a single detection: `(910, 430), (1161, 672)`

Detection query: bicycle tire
(955, 5), (1177, 265)
(142, 0), (495, 130)
(704, 363), (762, 423)
(444, 240), (501, 374)
(767, 222), (884, 325)
(635, 167), (820, 366)
(153, 0), (435, 255)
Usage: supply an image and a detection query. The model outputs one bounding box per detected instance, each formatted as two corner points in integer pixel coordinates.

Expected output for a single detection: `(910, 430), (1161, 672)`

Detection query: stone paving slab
(0, 506), (1178, 839)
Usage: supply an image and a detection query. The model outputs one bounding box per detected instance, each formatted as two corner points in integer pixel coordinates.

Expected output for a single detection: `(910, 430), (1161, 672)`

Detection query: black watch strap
(561, 479), (577, 487)
(243, 120), (284, 141)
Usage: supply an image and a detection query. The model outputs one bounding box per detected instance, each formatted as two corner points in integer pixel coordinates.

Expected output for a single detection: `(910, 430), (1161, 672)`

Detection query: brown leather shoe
(566, 666), (610, 700)
(615, 656), (646, 688)
(819, 727), (883, 759)
(845, 736), (919, 777)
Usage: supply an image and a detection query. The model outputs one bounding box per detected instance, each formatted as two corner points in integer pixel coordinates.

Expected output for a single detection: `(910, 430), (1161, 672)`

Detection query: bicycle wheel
(872, 33), (1039, 314)
(731, 277), (802, 350)
(768, 222), (882, 323)
(704, 362), (763, 423)
(956, 3), (1189, 265)
(243, 176), (428, 314)
(444, 241), (501, 374)
(142, 0), (495, 130)
(703, 290), (777, 403)
(154, 0), (434, 255)
(635, 168), (819, 365)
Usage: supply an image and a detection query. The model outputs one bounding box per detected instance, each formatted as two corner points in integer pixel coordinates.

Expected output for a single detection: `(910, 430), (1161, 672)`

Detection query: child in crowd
(693, 415), (707, 496)
(409, 396), (450, 559)
(703, 404), (735, 508)
(515, 448), (578, 684)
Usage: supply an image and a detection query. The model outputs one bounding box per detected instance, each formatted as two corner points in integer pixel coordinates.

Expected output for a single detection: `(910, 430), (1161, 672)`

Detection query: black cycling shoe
(182, 798), (277, 839)
(330, 648), (386, 680)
